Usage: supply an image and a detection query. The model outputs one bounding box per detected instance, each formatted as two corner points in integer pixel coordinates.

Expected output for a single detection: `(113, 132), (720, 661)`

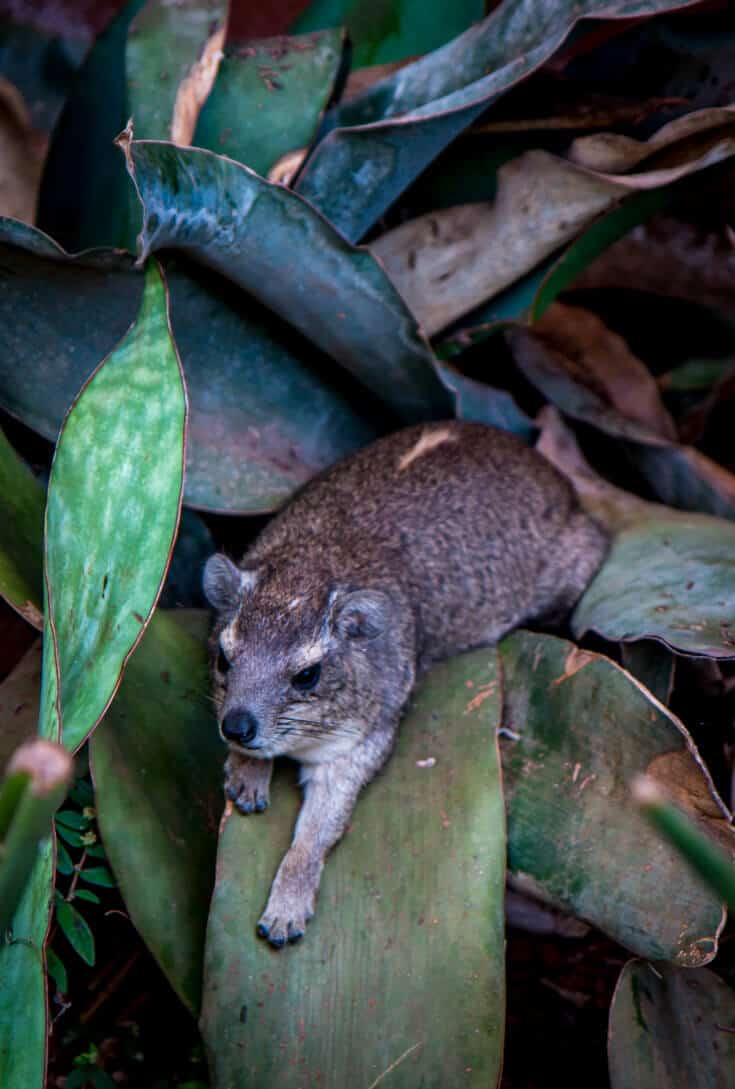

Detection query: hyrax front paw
(257, 889), (314, 949)
(224, 751), (272, 815)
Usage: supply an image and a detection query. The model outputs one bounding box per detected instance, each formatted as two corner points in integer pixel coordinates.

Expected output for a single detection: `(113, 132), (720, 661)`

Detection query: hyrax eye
(291, 663), (321, 691)
(216, 647), (231, 675)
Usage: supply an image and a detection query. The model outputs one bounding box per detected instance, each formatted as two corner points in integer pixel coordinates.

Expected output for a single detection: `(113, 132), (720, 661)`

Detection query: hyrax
(203, 421), (608, 947)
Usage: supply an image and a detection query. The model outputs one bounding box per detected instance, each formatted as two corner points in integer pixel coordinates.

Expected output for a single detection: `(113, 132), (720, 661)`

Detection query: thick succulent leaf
(509, 318), (735, 522)
(0, 221), (377, 512)
(121, 136), (451, 422)
(194, 31), (345, 178)
(202, 649), (505, 1088)
(91, 609), (222, 1013)
(41, 260), (186, 750)
(573, 514), (735, 659)
(36, 0), (225, 252)
(295, 0), (704, 241)
(125, 0), (226, 145)
(292, 0), (483, 67)
(0, 831), (53, 1088)
(0, 426), (45, 628)
(499, 630), (731, 964)
(159, 509), (214, 609)
(436, 362), (536, 441)
(373, 121), (735, 336)
(0, 18), (87, 133)
(608, 960), (735, 1089)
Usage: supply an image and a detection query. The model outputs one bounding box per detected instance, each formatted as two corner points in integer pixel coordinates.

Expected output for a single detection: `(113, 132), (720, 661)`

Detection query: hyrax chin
(203, 420), (609, 948)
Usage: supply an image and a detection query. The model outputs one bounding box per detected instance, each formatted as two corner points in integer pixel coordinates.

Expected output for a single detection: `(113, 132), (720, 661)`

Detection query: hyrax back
(203, 421), (608, 947)
(246, 420), (608, 665)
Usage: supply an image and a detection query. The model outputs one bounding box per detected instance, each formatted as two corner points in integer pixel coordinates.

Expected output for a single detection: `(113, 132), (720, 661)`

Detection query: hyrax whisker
(204, 421), (609, 948)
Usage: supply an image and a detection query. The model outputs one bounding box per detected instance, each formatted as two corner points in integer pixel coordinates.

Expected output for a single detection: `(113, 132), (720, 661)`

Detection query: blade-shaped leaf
(0, 220), (379, 513)
(91, 609), (223, 1013)
(608, 960), (735, 1089)
(0, 260), (186, 1089)
(201, 649), (505, 1088)
(499, 630), (732, 964)
(0, 428), (46, 629)
(295, 0), (704, 241)
(36, 0), (226, 252)
(573, 514), (735, 659)
(121, 135), (451, 422)
(194, 30), (345, 178)
(55, 899), (94, 966)
(373, 116), (735, 336)
(292, 0), (483, 67)
(41, 260), (186, 749)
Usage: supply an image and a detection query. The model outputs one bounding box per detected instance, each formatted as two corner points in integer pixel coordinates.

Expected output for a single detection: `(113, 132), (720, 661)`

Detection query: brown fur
(203, 421), (609, 947)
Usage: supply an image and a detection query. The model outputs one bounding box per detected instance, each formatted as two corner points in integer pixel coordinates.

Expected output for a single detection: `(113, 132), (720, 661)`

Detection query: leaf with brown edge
(499, 630), (731, 965)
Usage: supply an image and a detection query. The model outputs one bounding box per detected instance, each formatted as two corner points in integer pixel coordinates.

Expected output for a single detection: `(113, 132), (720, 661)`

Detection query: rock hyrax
(203, 421), (608, 947)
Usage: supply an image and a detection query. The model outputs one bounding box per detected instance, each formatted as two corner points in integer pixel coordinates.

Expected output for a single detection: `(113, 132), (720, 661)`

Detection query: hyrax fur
(203, 421), (608, 948)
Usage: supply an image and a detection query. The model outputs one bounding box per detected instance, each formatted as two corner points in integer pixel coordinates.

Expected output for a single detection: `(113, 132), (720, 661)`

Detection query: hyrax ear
(330, 589), (391, 640)
(202, 554), (256, 612)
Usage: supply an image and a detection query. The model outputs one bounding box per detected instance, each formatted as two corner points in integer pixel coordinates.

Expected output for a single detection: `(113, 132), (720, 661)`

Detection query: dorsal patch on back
(398, 427), (456, 472)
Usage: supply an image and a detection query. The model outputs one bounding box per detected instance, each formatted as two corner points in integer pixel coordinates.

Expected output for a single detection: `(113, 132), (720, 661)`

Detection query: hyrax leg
(257, 728), (396, 948)
(224, 750), (273, 814)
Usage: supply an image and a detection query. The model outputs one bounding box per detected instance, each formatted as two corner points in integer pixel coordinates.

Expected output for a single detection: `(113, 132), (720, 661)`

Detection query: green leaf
(55, 899), (95, 966)
(78, 867), (115, 888)
(40, 260), (186, 751)
(45, 948), (68, 994)
(55, 842), (74, 876)
(608, 960), (735, 1089)
(201, 649), (505, 1088)
(573, 512), (735, 659)
(435, 361), (536, 441)
(0, 843), (53, 1087)
(295, 0), (705, 241)
(0, 427), (45, 628)
(73, 889), (100, 905)
(91, 609), (223, 1014)
(194, 31), (345, 178)
(499, 631), (731, 964)
(37, 0), (227, 251)
(54, 810), (88, 831)
(0, 221), (379, 513)
(69, 779), (94, 807)
(120, 136), (451, 423)
(293, 0), (483, 67)
(55, 825), (84, 848)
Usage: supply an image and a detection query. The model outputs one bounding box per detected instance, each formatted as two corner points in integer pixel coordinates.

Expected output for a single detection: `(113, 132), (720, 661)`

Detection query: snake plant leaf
(435, 361), (536, 441)
(573, 514), (735, 659)
(294, 0), (705, 241)
(292, 0), (483, 67)
(41, 259), (186, 750)
(498, 631), (732, 964)
(91, 609), (222, 1013)
(509, 318), (735, 522)
(36, 0), (226, 252)
(125, 0), (226, 146)
(536, 408), (735, 659)
(0, 221), (378, 512)
(372, 116), (735, 336)
(121, 136), (451, 422)
(193, 30), (345, 178)
(0, 825), (53, 1089)
(608, 960), (735, 1089)
(201, 649), (505, 1089)
(0, 426), (44, 628)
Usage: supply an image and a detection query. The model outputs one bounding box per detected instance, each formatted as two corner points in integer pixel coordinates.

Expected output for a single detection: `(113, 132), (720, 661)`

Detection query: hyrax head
(203, 553), (400, 764)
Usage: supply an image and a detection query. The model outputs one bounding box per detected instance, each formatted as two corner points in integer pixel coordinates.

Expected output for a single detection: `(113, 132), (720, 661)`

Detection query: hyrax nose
(221, 710), (259, 746)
